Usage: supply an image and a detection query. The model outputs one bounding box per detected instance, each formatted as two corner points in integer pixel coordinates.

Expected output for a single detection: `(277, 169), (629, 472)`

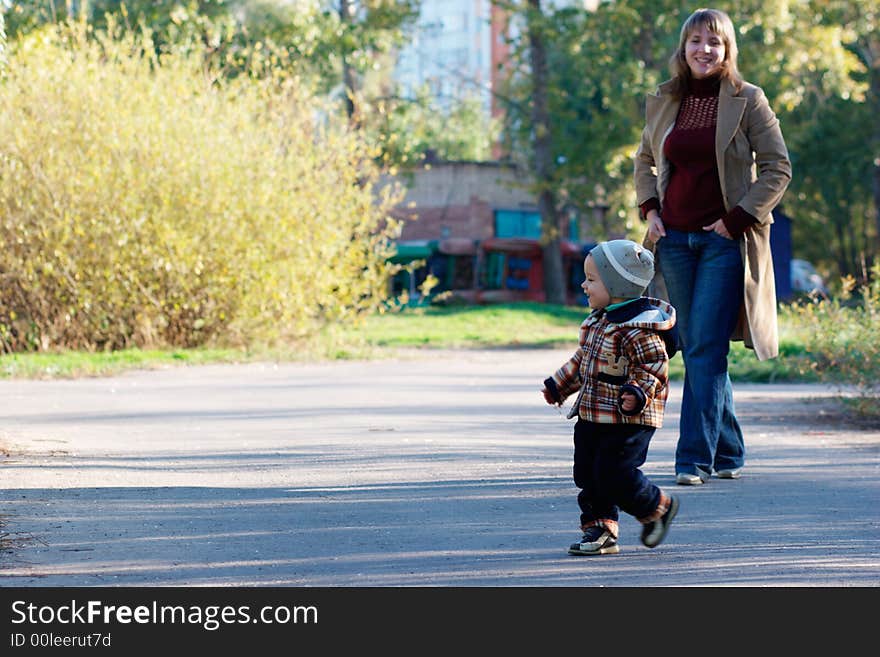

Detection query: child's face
(582, 255), (611, 311)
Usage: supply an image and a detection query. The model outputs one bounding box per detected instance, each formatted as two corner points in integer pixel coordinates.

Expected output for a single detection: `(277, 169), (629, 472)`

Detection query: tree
(724, 0), (877, 281)
(496, 0), (876, 284)
(0, 5), (6, 76)
(495, 0), (603, 303)
(4, 1), (237, 45)
(339, 0), (358, 121)
(539, 1), (684, 238)
(321, 1), (419, 126)
(366, 85), (500, 169)
(3, 0), (496, 174)
(810, 0), (879, 276)
(494, 0), (685, 244)
(525, 0), (566, 304)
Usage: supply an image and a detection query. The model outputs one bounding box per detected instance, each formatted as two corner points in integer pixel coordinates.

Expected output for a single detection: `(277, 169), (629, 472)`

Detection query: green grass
(0, 348), (249, 379)
(0, 301), (819, 383)
(724, 339), (818, 383)
(352, 302), (815, 383)
(353, 302), (586, 348)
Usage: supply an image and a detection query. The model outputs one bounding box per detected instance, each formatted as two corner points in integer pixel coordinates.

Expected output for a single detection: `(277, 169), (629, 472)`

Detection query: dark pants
(573, 419), (660, 527)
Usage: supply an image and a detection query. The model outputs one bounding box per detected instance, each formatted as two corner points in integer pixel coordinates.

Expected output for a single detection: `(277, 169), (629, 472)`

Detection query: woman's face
(685, 23), (726, 79)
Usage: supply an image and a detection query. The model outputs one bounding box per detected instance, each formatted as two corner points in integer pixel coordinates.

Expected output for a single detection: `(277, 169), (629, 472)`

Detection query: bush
(783, 264), (880, 416)
(0, 22), (402, 351)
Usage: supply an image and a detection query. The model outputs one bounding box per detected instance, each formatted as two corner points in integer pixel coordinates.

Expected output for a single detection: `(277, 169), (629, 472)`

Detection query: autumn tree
(494, 0), (686, 247)
(0, 23), (403, 351)
(0, 7), (6, 75)
(496, 0), (876, 283)
(723, 0), (878, 280)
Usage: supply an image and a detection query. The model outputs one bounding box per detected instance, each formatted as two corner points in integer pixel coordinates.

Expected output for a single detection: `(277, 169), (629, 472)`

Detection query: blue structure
(769, 208), (793, 301)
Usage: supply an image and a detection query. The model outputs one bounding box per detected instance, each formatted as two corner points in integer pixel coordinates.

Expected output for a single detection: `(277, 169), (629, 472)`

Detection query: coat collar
(649, 77), (747, 185)
(604, 297), (652, 323)
(653, 75), (739, 98)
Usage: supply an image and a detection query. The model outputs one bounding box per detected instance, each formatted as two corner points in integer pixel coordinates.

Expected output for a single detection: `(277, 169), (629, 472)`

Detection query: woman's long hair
(668, 8), (744, 97)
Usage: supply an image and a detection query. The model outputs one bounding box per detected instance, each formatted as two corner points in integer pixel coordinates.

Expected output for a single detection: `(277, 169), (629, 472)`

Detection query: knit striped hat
(589, 240), (654, 299)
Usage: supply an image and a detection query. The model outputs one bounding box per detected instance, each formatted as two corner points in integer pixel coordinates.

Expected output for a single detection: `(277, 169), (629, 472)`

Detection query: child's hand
(620, 392), (637, 412)
(541, 387), (558, 406)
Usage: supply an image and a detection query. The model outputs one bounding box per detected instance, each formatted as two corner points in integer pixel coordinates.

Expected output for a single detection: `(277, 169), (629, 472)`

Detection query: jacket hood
(602, 297), (679, 358)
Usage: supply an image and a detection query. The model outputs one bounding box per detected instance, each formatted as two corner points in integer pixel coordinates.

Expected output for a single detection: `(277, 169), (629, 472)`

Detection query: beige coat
(634, 78), (792, 360)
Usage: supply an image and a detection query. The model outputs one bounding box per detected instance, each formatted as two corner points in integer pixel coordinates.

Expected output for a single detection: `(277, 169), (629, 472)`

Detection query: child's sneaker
(568, 525), (620, 556)
(640, 495), (679, 548)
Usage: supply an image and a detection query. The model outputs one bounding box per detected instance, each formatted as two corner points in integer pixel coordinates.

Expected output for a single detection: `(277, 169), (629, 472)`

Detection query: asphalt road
(1, 349), (878, 586)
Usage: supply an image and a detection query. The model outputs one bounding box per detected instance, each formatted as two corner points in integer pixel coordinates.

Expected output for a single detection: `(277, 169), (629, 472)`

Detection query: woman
(633, 8), (791, 485)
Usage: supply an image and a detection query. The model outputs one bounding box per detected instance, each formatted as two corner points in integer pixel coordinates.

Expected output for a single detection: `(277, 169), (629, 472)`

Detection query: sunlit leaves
(727, 0), (878, 279)
(495, 0), (876, 274)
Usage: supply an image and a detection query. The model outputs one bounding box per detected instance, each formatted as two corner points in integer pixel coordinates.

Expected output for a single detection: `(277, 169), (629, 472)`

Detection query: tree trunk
(636, 8), (656, 70)
(855, 29), (879, 275)
(873, 162), (880, 271)
(833, 208), (850, 279)
(872, 64), (880, 271)
(527, 0), (566, 305)
(0, 11), (6, 77)
(339, 0), (358, 125)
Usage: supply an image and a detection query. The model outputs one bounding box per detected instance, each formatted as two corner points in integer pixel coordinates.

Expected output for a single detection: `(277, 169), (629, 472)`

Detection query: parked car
(791, 259), (830, 298)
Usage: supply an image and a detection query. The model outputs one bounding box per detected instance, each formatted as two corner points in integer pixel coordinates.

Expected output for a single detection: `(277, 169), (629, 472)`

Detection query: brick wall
(387, 161), (538, 242)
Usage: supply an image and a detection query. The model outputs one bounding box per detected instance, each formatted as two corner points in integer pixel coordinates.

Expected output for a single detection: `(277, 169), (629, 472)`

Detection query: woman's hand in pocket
(702, 218), (733, 240)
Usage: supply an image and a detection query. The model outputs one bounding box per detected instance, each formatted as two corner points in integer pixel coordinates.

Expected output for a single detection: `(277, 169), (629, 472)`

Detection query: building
(394, 0), (495, 113)
(386, 159), (592, 305)
(393, 159), (534, 243)
(394, 1), (598, 116)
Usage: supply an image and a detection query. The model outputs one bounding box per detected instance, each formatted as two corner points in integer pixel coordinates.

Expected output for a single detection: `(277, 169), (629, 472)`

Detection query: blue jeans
(657, 228), (745, 476)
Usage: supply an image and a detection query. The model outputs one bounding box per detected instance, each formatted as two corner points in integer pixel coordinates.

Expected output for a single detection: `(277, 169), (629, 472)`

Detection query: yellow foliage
(0, 23), (404, 351)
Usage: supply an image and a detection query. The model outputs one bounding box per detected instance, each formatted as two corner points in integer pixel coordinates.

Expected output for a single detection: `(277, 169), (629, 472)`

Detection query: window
(494, 209), (542, 239)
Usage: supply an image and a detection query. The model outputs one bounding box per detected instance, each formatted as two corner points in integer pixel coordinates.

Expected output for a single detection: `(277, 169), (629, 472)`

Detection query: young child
(542, 239), (679, 555)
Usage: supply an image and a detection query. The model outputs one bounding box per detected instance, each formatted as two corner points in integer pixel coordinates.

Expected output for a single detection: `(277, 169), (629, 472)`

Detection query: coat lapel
(716, 78), (747, 185)
(645, 80), (680, 137)
(645, 81), (680, 197)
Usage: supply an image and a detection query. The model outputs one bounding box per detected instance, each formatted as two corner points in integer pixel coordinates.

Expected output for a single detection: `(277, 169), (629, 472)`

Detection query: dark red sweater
(640, 76), (756, 238)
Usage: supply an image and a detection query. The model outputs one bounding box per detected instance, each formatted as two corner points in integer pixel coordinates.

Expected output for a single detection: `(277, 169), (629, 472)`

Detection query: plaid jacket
(544, 297), (677, 428)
